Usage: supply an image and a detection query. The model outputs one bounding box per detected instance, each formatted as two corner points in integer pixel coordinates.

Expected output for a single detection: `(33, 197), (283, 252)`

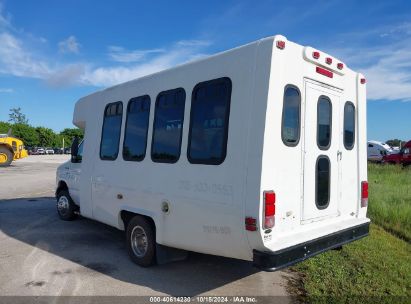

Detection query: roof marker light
(276, 40), (285, 49)
(326, 57), (332, 65)
(313, 51), (320, 59)
(361, 78), (366, 84)
(316, 66), (333, 78)
(337, 63), (344, 70)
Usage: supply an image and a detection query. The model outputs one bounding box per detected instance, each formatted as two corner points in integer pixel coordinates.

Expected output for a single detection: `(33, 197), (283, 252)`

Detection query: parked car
(45, 148), (55, 155)
(367, 140), (398, 162)
(36, 148), (45, 155)
(383, 140), (411, 166)
(54, 148), (64, 154)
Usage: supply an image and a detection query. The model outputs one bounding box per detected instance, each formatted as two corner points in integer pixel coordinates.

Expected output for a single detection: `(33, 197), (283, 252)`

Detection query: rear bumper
(253, 222), (370, 271)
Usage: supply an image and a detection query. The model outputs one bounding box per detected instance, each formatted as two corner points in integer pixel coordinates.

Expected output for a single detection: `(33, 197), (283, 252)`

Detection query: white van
(56, 35), (370, 270)
(367, 140), (397, 162)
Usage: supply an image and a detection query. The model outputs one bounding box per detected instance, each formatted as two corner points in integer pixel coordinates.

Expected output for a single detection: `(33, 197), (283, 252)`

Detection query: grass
(290, 224), (411, 303)
(368, 163), (411, 241)
(289, 164), (411, 303)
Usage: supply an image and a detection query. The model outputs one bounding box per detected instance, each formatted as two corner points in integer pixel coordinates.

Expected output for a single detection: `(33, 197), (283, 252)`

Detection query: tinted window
(188, 77), (232, 165)
(368, 144), (373, 148)
(344, 102), (355, 150)
(317, 96), (332, 150)
(75, 140), (84, 163)
(123, 95), (151, 161)
(282, 86), (301, 146)
(316, 156), (330, 209)
(151, 88), (185, 163)
(100, 102), (123, 160)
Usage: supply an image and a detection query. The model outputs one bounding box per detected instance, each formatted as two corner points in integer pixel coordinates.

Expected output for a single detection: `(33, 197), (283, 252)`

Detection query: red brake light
(316, 66), (333, 78)
(264, 191), (275, 229)
(276, 40), (285, 49)
(361, 78), (366, 84)
(326, 57), (332, 64)
(337, 63), (344, 70)
(361, 181), (368, 207)
(312, 51), (320, 59)
(245, 217), (257, 231)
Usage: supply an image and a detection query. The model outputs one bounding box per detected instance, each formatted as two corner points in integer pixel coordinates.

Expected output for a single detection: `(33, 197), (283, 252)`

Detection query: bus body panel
(61, 35), (369, 266)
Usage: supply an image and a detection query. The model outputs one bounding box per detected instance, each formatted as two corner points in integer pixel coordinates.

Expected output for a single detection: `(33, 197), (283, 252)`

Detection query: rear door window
(316, 156), (330, 209)
(317, 96), (332, 150)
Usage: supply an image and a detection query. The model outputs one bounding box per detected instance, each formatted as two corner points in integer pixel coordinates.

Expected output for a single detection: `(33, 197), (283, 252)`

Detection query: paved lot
(0, 156), (292, 299)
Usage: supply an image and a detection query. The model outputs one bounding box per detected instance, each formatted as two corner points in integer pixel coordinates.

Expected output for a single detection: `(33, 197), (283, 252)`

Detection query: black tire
(126, 216), (156, 267)
(0, 146), (13, 167)
(56, 189), (77, 221)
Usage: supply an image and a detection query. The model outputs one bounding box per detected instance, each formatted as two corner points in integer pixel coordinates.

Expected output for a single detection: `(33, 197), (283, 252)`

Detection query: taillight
(361, 181), (368, 207)
(264, 191), (275, 229)
(360, 78), (366, 84)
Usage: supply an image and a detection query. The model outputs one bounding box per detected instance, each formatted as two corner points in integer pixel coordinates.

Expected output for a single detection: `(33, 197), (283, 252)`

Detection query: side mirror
(71, 137), (79, 162)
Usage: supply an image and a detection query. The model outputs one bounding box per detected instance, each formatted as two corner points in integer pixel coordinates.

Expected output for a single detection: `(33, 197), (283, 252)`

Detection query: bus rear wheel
(0, 146), (13, 167)
(126, 216), (156, 267)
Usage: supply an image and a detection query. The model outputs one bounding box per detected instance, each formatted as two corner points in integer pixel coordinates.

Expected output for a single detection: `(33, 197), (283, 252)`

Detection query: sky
(0, 0), (410, 142)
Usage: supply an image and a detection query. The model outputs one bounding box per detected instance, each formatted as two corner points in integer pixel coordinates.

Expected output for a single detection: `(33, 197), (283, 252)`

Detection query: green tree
(0, 121), (12, 134)
(60, 128), (84, 147)
(35, 127), (56, 147)
(11, 124), (39, 147)
(8, 107), (29, 125)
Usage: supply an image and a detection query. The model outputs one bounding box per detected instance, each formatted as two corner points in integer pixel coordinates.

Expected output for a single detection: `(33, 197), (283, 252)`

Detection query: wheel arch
(119, 209), (157, 235)
(56, 180), (69, 196)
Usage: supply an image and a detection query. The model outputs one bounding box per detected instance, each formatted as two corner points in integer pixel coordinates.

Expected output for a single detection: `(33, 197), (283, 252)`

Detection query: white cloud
(0, 88), (13, 93)
(108, 46), (165, 63)
(0, 32), (52, 79)
(328, 23), (411, 102)
(0, 3), (210, 88)
(58, 35), (81, 54)
(82, 40), (210, 87)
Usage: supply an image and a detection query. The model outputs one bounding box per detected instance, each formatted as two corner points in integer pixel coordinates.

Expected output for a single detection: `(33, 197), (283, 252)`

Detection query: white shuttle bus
(56, 35), (370, 270)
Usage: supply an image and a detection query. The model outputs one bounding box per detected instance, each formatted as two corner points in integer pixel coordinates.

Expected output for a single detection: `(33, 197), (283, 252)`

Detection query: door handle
(337, 151), (342, 161)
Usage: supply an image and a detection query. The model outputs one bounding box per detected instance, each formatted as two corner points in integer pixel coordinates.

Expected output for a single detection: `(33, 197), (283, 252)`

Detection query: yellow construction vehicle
(0, 130), (28, 167)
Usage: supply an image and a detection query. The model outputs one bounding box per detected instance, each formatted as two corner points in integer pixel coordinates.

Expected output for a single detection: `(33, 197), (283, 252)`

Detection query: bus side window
(344, 102), (355, 150)
(100, 102), (123, 160)
(151, 88), (186, 163)
(188, 77), (232, 165)
(281, 86), (301, 147)
(123, 95), (151, 162)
